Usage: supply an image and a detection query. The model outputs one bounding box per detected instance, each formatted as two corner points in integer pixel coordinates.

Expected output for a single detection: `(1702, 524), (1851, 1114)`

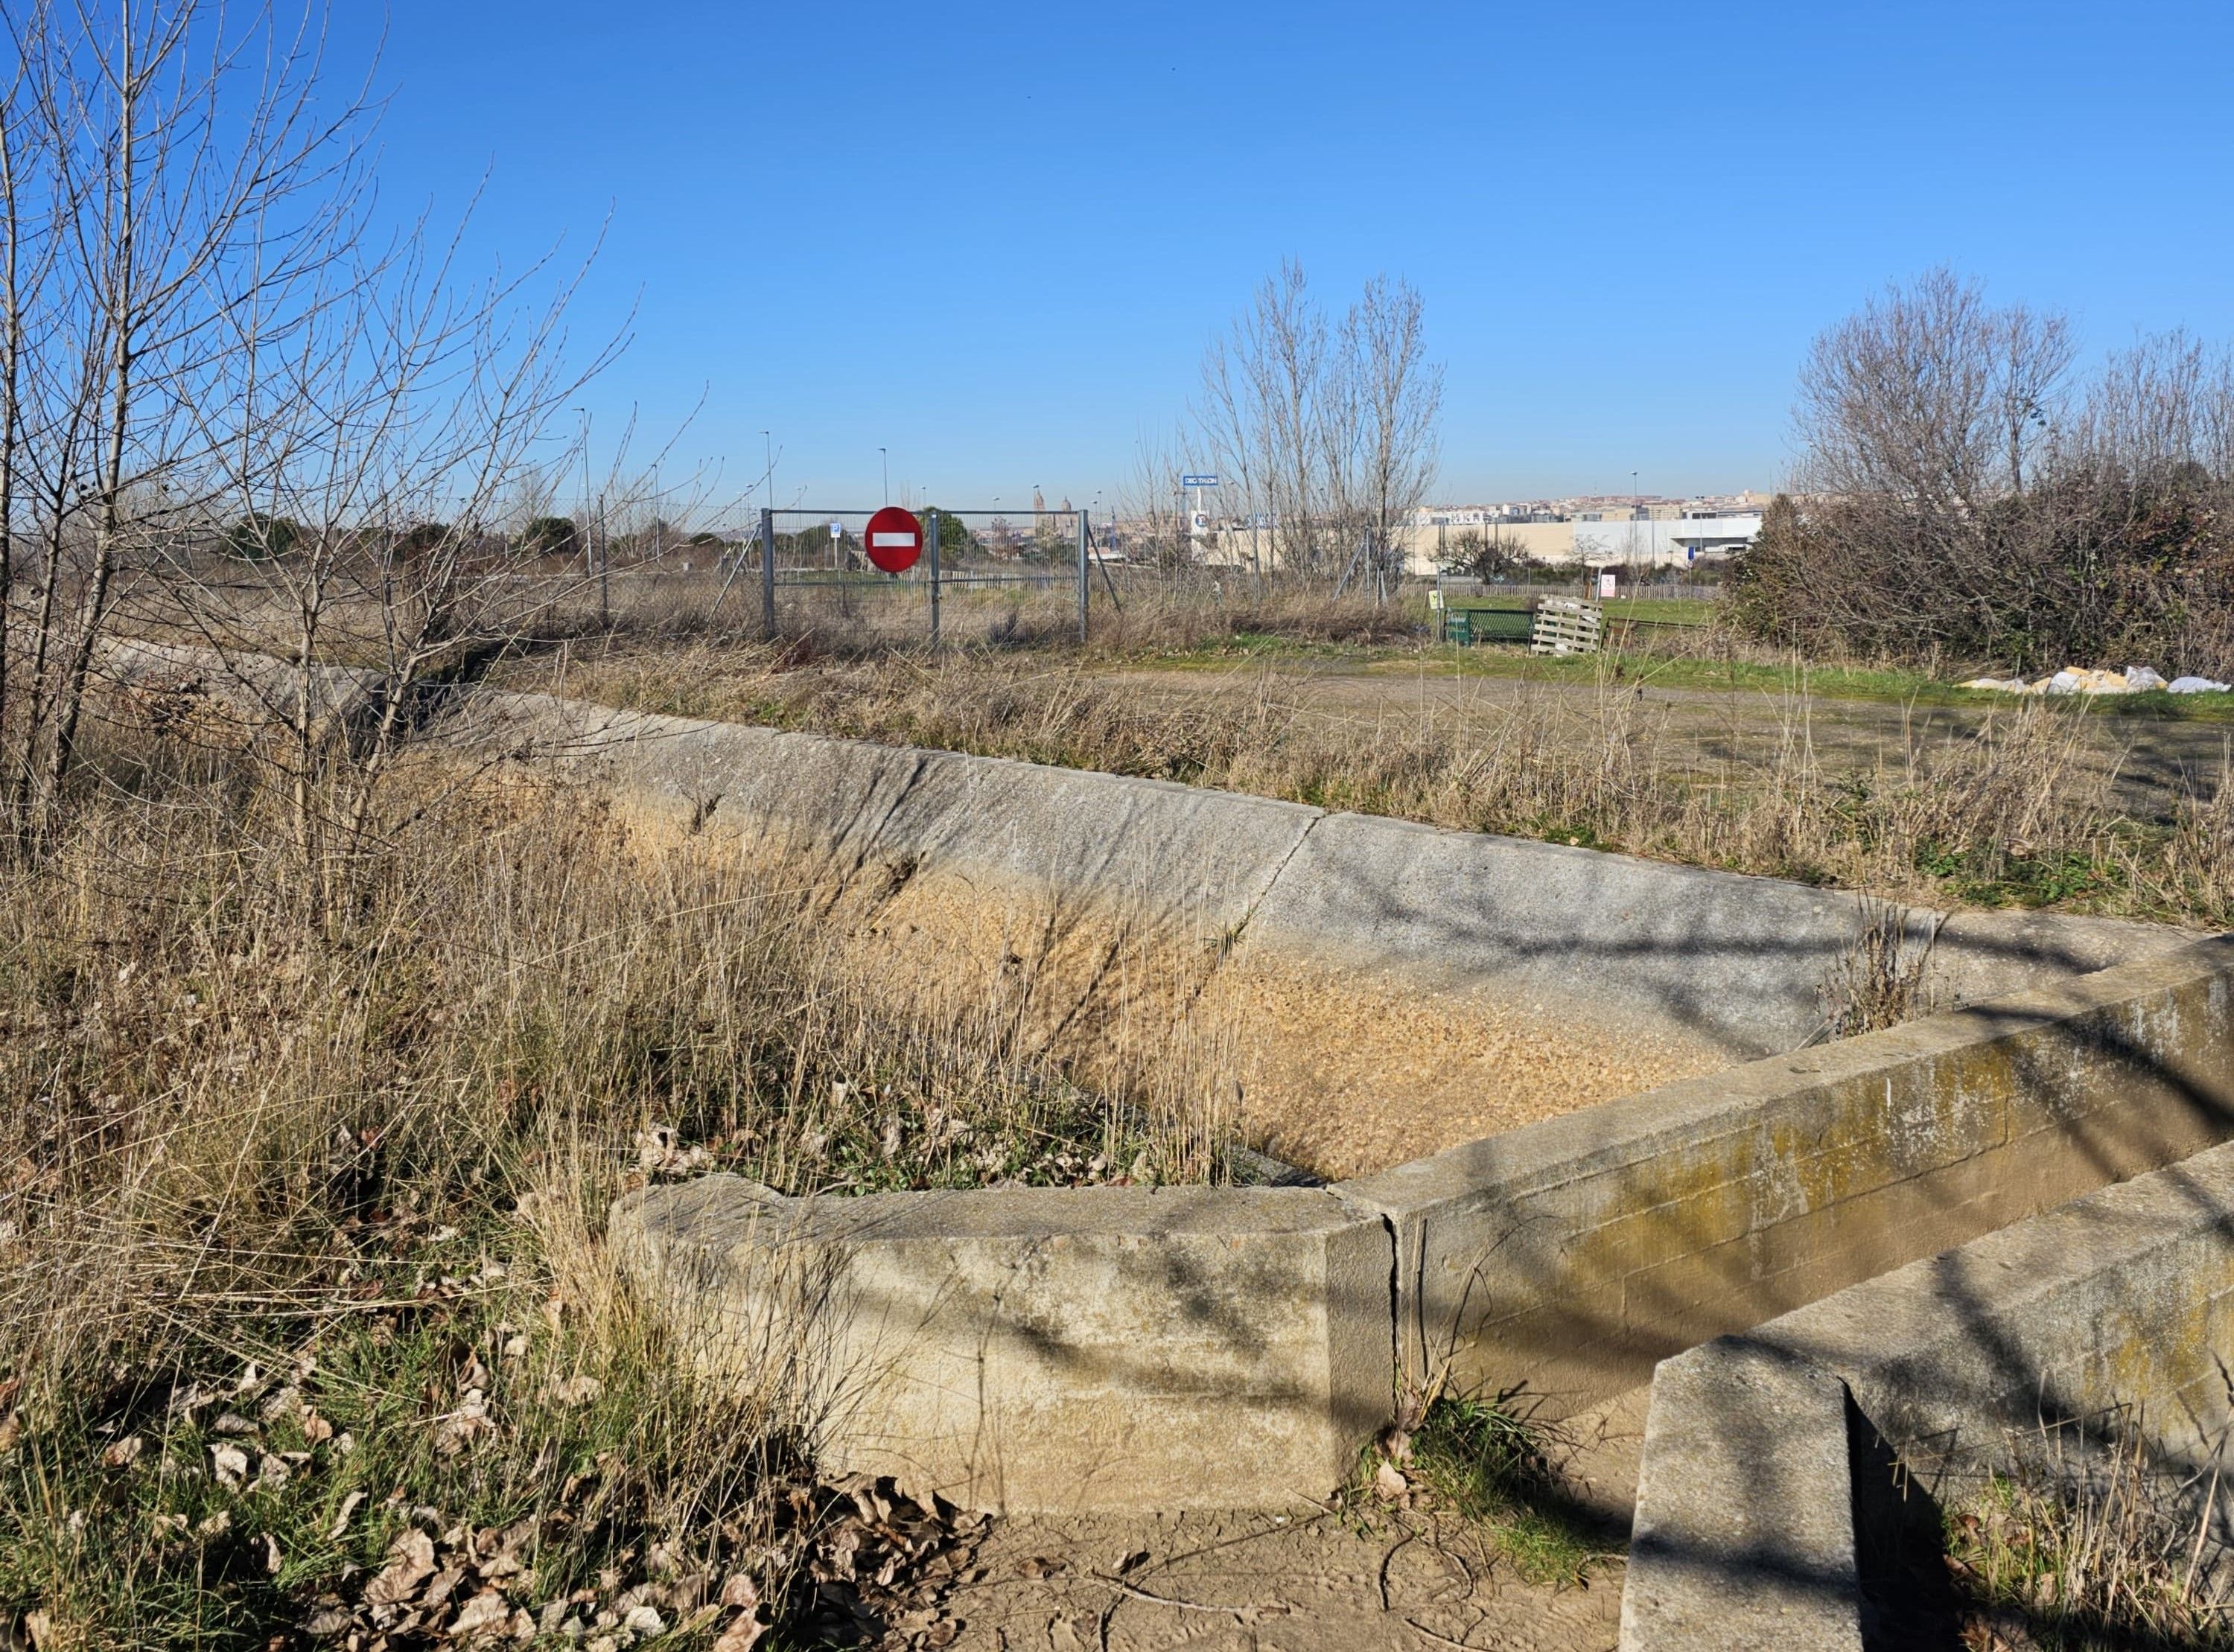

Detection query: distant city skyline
(325, 1), (2234, 512)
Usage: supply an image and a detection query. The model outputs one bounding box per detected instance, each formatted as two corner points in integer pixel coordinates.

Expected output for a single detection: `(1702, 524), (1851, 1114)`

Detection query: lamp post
(879, 447), (889, 506)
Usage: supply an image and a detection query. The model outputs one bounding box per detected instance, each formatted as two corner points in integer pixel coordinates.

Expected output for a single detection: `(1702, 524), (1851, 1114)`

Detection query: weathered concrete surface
(468, 688), (1319, 937)
(459, 685), (2181, 1059)
(1620, 1136), (2234, 1651)
(1339, 935), (2234, 1411)
(610, 1173), (1395, 1515)
(1620, 1342), (1861, 1652)
(1250, 809), (2182, 1056)
(1761, 1132), (2234, 1481)
(101, 634), (383, 733)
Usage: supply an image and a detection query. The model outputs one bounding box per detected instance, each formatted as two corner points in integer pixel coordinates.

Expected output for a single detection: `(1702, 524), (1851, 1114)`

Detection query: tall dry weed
(0, 711), (1221, 1646)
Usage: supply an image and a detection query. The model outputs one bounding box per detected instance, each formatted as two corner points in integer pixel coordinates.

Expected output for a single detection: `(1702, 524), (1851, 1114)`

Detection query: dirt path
(941, 1505), (1622, 1652)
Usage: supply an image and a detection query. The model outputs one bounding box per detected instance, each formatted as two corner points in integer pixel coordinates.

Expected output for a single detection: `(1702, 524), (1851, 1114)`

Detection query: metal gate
(713, 506), (1113, 644)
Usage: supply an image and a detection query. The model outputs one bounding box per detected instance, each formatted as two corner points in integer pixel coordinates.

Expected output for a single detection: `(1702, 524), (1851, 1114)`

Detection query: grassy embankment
(522, 633), (2234, 929)
(0, 695), (1234, 1650)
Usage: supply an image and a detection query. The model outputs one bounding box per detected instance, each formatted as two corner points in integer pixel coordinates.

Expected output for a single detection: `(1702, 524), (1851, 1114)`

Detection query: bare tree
(1, 0), (383, 835)
(1195, 261), (1442, 593)
(1339, 275), (1442, 596)
(1197, 260), (1333, 576)
(0, 1), (617, 908)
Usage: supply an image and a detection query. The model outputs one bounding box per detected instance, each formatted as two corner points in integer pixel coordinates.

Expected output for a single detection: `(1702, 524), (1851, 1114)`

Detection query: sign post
(1180, 473), (1219, 555)
(928, 508), (942, 646)
(760, 508), (776, 638)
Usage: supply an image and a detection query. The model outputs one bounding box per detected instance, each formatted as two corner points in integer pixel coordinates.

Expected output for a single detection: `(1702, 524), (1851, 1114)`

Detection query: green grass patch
(1360, 1393), (1614, 1589)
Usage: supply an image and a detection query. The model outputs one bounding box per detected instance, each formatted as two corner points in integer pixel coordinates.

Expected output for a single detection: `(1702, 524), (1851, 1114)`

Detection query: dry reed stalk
(0, 707), (1229, 1646)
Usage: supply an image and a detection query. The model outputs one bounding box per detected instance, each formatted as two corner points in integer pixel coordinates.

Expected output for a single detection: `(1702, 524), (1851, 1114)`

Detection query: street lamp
(879, 447), (889, 506)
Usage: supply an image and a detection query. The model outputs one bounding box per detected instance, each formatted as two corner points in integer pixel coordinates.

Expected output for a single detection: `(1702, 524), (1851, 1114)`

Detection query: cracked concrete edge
(1619, 1135), (2234, 1651)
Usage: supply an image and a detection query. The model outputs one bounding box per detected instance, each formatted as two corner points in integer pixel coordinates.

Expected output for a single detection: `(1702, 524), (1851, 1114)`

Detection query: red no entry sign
(863, 505), (923, 573)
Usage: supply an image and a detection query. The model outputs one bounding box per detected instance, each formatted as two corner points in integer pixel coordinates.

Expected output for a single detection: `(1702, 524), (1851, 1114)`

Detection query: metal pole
(760, 507), (777, 639)
(1076, 507), (1089, 643)
(927, 508), (941, 647)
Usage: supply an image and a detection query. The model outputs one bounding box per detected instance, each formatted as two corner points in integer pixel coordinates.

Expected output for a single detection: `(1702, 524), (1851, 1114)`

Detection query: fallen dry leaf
(327, 1490), (366, 1541)
(549, 1374), (602, 1408)
(101, 1435), (144, 1469)
(448, 1591), (511, 1639)
(209, 1444), (249, 1489)
(303, 1605), (353, 1637)
(1373, 1461), (1409, 1499)
(717, 1573), (760, 1611)
(366, 1528), (437, 1606)
(263, 1531), (283, 1575)
(711, 1615), (766, 1652)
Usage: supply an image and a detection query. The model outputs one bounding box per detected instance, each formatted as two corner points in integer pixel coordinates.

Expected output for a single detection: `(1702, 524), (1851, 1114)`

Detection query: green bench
(1443, 605), (1534, 645)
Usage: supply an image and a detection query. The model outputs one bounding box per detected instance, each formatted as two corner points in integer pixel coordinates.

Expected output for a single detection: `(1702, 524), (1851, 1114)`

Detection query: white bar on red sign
(871, 532), (916, 547)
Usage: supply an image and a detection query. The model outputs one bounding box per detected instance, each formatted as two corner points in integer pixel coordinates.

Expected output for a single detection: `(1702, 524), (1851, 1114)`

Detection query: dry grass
(1949, 1423), (2234, 1651)
(0, 704), (1237, 1648)
(518, 636), (2234, 931)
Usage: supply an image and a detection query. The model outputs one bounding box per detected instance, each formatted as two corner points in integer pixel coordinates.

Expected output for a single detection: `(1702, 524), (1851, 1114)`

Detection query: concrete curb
(1620, 1135), (2234, 1650)
(609, 1173), (1396, 1515)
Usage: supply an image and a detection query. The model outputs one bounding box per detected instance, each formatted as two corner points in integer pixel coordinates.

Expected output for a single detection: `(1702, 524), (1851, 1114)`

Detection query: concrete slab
(1621, 1341), (1862, 1652)
(1621, 1137), (2234, 1649)
(611, 1174), (1396, 1515)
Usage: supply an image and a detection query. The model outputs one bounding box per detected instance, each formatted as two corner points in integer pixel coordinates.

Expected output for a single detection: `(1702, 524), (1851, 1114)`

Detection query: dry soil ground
(926, 1390), (1651, 1652)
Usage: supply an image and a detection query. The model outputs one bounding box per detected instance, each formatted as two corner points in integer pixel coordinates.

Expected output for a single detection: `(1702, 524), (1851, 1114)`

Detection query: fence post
(927, 508), (941, 648)
(760, 508), (777, 639)
(1076, 509), (1088, 643)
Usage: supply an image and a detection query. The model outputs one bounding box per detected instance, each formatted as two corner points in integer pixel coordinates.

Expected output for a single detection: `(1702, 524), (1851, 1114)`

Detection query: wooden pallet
(1531, 598), (1603, 657)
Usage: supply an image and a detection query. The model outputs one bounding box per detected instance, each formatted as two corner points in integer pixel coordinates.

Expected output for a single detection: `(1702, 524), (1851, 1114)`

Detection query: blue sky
(331, 1), (2234, 511)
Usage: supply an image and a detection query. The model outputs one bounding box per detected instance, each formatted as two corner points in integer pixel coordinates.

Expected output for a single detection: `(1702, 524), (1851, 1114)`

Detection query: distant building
(1398, 494), (1767, 573)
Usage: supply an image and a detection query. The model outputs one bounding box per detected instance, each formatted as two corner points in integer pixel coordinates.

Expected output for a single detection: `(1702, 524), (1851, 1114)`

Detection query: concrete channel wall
(607, 938), (2234, 1514)
(611, 1176), (1393, 1513)
(455, 683), (2174, 1056)
(1341, 936), (2234, 1407)
(1621, 1136), (2234, 1652)
(95, 643), (2233, 1515)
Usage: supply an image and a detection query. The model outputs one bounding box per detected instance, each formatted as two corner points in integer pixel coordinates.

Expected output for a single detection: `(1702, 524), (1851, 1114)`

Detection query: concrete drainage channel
(104, 641), (2234, 1641)
(1623, 1137), (2234, 1650)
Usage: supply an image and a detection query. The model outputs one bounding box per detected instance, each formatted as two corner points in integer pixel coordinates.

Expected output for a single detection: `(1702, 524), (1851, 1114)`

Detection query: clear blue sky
(333, 1), (2234, 512)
